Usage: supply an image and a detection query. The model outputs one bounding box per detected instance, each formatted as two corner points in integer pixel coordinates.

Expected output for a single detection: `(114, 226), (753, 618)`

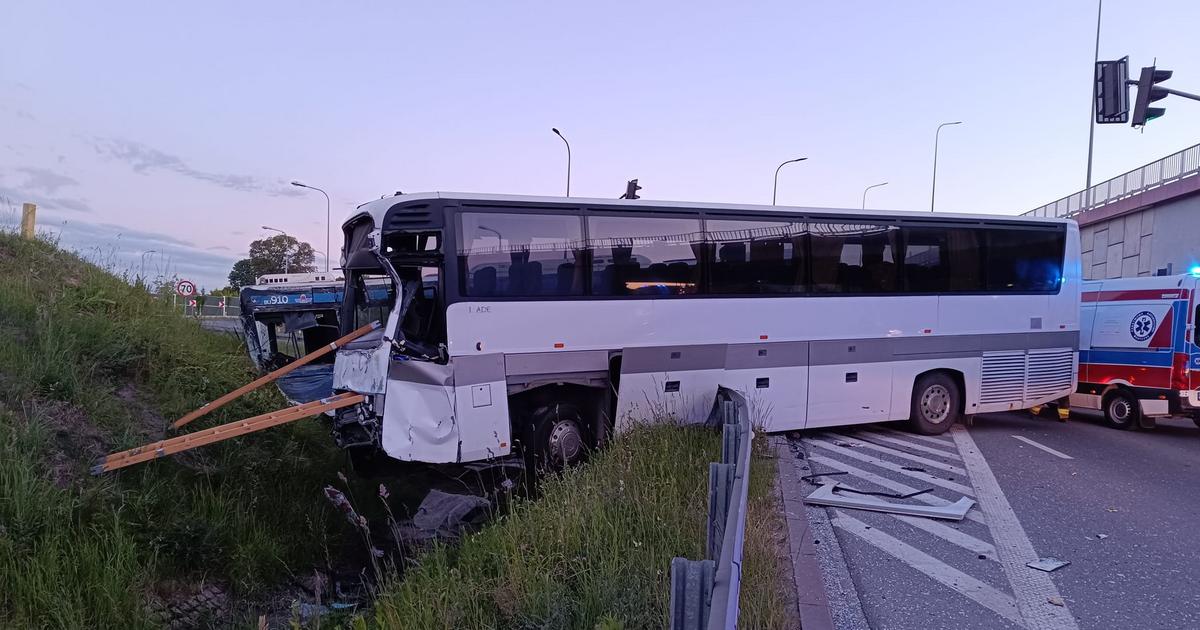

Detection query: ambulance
(1074, 274), (1200, 429)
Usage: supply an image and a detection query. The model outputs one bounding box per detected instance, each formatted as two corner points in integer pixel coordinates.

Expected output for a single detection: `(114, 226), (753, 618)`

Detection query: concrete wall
(1078, 193), (1200, 280)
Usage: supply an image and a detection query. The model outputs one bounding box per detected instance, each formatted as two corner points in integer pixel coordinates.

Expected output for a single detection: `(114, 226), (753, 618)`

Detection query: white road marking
(878, 426), (956, 446)
(1011, 435), (1074, 460)
(952, 425), (1080, 630)
(807, 454), (987, 525)
(819, 432), (968, 476)
(852, 429), (964, 460)
(892, 514), (999, 558)
(805, 438), (976, 496)
(832, 511), (1025, 628)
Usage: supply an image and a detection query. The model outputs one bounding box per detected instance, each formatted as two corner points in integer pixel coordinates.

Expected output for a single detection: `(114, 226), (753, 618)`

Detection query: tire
(1103, 390), (1139, 430)
(1192, 415), (1200, 429)
(520, 403), (590, 472)
(910, 373), (961, 435)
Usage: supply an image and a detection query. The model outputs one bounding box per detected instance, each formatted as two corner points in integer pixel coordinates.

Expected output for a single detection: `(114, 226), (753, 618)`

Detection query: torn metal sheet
(1027, 557), (1070, 572)
(803, 483), (975, 521)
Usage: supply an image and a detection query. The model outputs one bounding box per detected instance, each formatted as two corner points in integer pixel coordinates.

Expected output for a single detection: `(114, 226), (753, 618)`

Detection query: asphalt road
(793, 410), (1200, 630)
(198, 316), (241, 334)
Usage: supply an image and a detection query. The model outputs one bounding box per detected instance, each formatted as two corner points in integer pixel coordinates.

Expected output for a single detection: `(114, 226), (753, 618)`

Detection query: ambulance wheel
(910, 373), (961, 435)
(523, 403), (589, 472)
(1102, 390), (1139, 430)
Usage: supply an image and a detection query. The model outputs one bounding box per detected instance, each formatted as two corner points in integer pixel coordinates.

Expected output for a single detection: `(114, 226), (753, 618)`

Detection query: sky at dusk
(2, 1), (1199, 289)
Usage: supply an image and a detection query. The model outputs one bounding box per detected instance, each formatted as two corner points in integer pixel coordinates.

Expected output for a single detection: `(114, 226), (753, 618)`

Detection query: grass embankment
(370, 424), (793, 629)
(0, 233), (346, 628)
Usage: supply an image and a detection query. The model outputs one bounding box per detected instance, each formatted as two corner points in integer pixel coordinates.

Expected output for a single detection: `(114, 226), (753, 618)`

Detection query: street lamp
(551, 128), (571, 197)
(291, 180), (331, 272)
(139, 249), (157, 279)
(861, 182), (888, 209)
(262, 225), (292, 274)
(772, 157), (807, 206)
(930, 121), (962, 212)
(478, 225), (503, 249)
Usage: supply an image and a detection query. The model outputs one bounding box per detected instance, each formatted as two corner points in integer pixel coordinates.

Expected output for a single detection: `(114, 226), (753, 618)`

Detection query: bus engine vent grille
(1025, 348), (1075, 401)
(980, 351), (1026, 405)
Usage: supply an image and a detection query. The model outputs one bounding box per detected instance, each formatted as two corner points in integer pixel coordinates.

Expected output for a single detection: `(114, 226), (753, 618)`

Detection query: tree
(227, 234), (317, 289)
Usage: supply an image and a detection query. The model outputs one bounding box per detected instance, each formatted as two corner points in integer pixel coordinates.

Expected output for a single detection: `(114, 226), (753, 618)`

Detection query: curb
(772, 435), (869, 630)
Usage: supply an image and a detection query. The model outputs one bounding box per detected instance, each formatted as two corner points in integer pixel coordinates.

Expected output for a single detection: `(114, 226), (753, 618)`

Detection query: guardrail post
(670, 557), (714, 630)
(707, 461), (733, 561)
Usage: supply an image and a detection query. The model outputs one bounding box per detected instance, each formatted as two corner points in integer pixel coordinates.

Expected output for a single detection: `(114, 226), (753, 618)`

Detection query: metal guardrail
(670, 388), (753, 630)
(1025, 142), (1200, 218)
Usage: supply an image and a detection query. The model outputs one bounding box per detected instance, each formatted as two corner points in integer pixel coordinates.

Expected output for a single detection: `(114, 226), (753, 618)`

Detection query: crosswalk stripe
(892, 514), (998, 558)
(807, 454), (986, 525)
(805, 438), (976, 496)
(851, 429), (963, 460)
(818, 432), (968, 476)
(832, 511), (1025, 628)
(878, 426), (956, 447)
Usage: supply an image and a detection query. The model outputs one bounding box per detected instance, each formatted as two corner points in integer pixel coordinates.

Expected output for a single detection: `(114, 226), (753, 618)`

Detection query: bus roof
(346, 191), (1076, 231)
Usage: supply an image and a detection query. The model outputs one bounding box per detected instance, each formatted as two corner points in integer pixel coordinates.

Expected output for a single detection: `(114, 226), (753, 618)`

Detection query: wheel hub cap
(547, 420), (584, 468)
(921, 384), (951, 424)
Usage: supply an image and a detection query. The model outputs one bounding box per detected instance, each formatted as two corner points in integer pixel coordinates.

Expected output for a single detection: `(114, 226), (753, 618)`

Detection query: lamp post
(291, 181), (331, 272)
(262, 225), (292, 274)
(139, 249), (157, 280)
(930, 121), (962, 212)
(772, 157), (807, 205)
(551, 128), (571, 196)
(478, 225), (503, 250)
(861, 182), (888, 209)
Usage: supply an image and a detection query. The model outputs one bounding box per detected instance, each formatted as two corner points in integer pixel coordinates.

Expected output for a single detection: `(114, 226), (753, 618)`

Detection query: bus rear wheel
(910, 373), (960, 435)
(1103, 390), (1139, 430)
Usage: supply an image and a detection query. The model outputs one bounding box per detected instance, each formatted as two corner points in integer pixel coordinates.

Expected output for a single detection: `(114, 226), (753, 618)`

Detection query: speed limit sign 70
(175, 279), (196, 297)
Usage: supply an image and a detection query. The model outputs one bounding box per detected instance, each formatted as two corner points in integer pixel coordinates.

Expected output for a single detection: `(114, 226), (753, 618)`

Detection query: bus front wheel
(1103, 390), (1139, 430)
(910, 373), (961, 435)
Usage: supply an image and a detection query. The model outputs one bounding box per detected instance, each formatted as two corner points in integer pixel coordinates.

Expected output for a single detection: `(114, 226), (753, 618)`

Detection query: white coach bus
(330, 193), (1080, 471)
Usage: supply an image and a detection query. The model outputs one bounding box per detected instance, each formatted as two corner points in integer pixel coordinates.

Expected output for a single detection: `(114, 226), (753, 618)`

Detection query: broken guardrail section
(669, 387), (752, 630)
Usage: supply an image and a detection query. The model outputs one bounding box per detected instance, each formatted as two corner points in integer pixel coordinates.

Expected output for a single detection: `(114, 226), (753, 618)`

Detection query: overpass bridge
(1024, 143), (1200, 280)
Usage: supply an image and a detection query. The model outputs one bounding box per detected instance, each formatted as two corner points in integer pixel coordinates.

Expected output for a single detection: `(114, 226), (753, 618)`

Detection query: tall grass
(0, 233), (348, 628)
(368, 423), (791, 629)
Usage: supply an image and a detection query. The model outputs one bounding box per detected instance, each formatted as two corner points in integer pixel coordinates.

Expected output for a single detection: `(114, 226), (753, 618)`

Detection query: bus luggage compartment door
(452, 354), (512, 462)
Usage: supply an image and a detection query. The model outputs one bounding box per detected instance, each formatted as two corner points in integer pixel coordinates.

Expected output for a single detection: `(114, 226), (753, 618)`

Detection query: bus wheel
(1102, 390), (1139, 430)
(524, 403), (588, 471)
(910, 373), (960, 435)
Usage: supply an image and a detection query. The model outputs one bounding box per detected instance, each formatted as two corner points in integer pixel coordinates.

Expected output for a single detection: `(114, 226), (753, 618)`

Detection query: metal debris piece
(900, 466), (927, 472)
(800, 471), (849, 483)
(803, 483), (974, 521)
(1027, 557), (1070, 572)
(837, 485), (933, 500)
(1095, 533), (1109, 540)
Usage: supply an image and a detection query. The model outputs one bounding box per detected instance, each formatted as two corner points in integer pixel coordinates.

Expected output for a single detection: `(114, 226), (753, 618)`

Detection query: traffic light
(1131, 65), (1173, 127)
(1095, 57), (1129, 124)
(620, 179), (642, 199)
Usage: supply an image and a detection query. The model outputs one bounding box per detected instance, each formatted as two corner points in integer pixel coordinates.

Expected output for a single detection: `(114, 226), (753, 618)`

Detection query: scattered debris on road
(1026, 557), (1070, 572)
(1048, 595), (1065, 607)
(803, 483), (974, 521)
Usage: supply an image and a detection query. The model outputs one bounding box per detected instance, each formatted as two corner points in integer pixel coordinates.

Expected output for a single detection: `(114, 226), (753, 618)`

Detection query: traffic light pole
(1085, 0), (1103, 210)
(1141, 85), (1200, 102)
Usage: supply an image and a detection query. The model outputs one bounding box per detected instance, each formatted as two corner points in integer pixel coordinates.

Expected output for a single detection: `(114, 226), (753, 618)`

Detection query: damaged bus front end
(332, 199), (513, 473)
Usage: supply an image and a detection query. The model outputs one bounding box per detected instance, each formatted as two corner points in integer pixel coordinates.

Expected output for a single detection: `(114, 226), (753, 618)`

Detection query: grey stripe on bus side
(617, 330), (1078, 374)
(441, 330), (1080, 385)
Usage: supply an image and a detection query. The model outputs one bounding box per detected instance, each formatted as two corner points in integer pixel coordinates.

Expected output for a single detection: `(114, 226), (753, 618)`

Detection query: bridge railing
(1026, 142), (1200, 218)
(669, 387), (753, 630)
